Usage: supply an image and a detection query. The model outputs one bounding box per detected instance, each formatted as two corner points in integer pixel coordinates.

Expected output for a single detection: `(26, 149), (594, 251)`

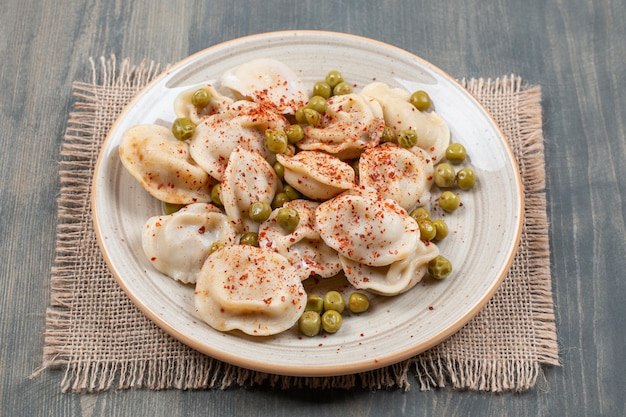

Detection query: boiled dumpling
(173, 84), (234, 124)
(258, 199), (342, 279)
(142, 203), (238, 284)
(194, 245), (308, 336)
(298, 93), (385, 159)
(276, 151), (356, 200)
(189, 100), (288, 181)
(315, 187), (420, 267)
(220, 58), (307, 115)
(362, 82), (450, 162)
(119, 124), (211, 204)
(219, 146), (280, 233)
(358, 143), (434, 211)
(340, 239), (439, 296)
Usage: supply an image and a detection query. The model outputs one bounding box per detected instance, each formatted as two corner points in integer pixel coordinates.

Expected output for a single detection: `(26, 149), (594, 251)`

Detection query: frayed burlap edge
(36, 58), (558, 393)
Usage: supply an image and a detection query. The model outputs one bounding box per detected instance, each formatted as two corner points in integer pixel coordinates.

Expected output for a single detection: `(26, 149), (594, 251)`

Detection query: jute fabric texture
(40, 56), (559, 392)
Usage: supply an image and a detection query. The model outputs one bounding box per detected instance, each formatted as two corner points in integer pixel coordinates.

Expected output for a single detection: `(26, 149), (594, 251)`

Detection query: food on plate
(276, 150), (356, 200)
(218, 146), (280, 233)
(362, 82), (450, 162)
(189, 100), (287, 181)
(296, 93), (385, 159)
(219, 58), (307, 115)
(118, 59), (478, 337)
(142, 203), (238, 284)
(194, 245), (307, 336)
(258, 199), (342, 279)
(358, 143), (434, 211)
(118, 124), (211, 204)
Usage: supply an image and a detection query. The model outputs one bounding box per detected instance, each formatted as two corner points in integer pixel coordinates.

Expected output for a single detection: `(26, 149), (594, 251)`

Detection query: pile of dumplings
(118, 59), (451, 336)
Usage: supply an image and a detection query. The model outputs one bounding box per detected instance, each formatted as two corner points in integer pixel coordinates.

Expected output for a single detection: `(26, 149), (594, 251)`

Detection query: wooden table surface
(2, 0), (624, 416)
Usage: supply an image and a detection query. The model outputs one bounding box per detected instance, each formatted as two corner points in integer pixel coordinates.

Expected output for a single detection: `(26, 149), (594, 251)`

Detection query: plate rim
(91, 30), (524, 377)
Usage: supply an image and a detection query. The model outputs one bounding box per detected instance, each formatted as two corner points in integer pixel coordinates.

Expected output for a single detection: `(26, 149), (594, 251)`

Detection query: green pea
(283, 185), (301, 201)
(434, 163), (456, 188)
(382, 126), (397, 143)
(432, 219), (449, 241)
(249, 201), (272, 222)
(211, 184), (222, 206)
(298, 311), (321, 337)
(418, 219), (437, 241)
(456, 167), (477, 190)
(265, 129), (288, 154)
(321, 310), (343, 333)
(313, 81), (332, 99)
(409, 90), (431, 111)
(285, 124), (305, 143)
(427, 255), (452, 280)
(303, 108), (321, 126)
(307, 95), (328, 114)
(445, 143), (467, 164)
(239, 232), (259, 247)
(332, 81), (353, 96)
(323, 290), (345, 313)
(171, 117), (195, 141)
(439, 191), (460, 212)
(276, 207), (299, 233)
(409, 207), (430, 222)
(273, 162), (285, 179)
(162, 202), (185, 215)
(295, 106), (307, 124)
(191, 87), (212, 109)
(305, 294), (324, 314)
(325, 70), (344, 88)
(272, 192), (290, 209)
(208, 241), (225, 254)
(348, 292), (370, 313)
(397, 129), (418, 148)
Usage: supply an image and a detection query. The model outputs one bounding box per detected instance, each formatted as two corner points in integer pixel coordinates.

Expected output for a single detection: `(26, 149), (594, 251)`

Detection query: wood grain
(1, 0), (624, 415)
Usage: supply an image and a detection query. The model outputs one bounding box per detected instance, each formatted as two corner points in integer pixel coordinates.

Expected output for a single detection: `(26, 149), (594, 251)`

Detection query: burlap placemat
(39, 56), (559, 393)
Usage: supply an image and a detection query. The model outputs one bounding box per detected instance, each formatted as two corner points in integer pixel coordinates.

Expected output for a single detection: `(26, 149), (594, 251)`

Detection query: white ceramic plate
(93, 31), (523, 377)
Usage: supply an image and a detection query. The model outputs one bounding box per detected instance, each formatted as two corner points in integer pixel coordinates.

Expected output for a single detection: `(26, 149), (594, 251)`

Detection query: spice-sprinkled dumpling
(219, 146), (280, 233)
(119, 124), (211, 204)
(362, 82), (450, 162)
(173, 84), (234, 124)
(189, 100), (288, 181)
(359, 143), (434, 211)
(315, 187), (420, 267)
(142, 203), (238, 284)
(276, 151), (356, 200)
(298, 93), (385, 160)
(340, 239), (439, 296)
(194, 245), (308, 336)
(219, 58), (307, 115)
(258, 200), (342, 279)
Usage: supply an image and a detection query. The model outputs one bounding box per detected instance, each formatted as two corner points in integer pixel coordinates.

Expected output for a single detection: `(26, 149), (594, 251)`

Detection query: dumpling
(189, 100), (288, 181)
(340, 240), (439, 296)
(194, 245), (308, 336)
(315, 187), (420, 267)
(276, 151), (356, 200)
(219, 146), (280, 233)
(173, 84), (234, 124)
(297, 93), (385, 160)
(358, 143), (434, 211)
(258, 199), (342, 279)
(361, 82), (450, 162)
(142, 203), (238, 284)
(219, 58), (307, 115)
(119, 124), (211, 204)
